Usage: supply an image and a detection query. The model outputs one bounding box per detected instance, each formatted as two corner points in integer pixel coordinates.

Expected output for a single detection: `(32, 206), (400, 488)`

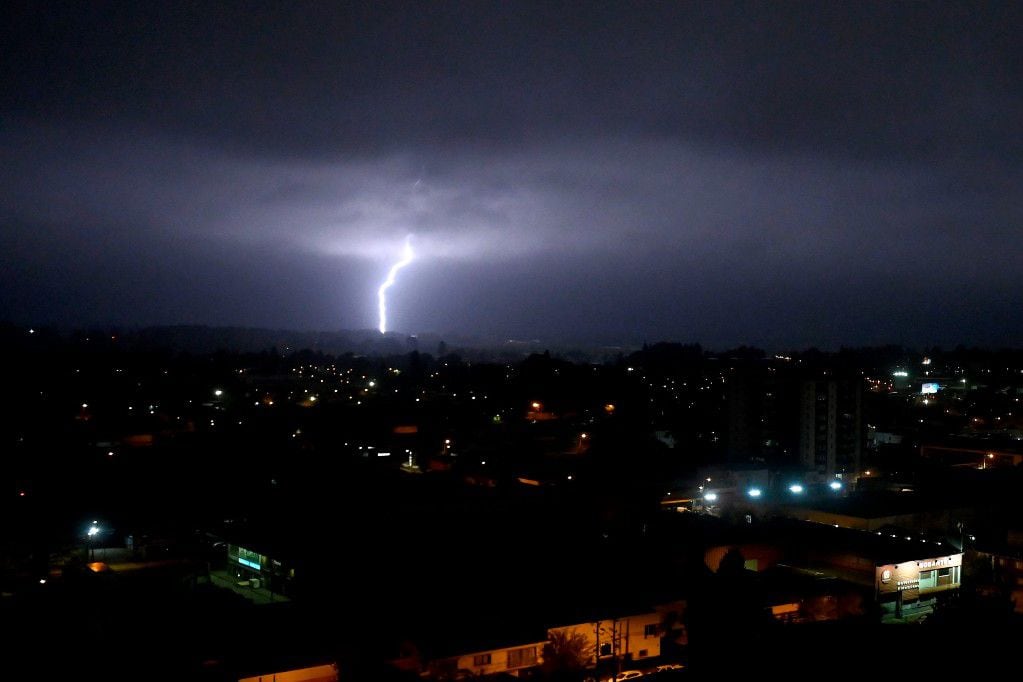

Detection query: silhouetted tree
(542, 630), (590, 681)
(717, 546), (747, 576)
(687, 546), (773, 673)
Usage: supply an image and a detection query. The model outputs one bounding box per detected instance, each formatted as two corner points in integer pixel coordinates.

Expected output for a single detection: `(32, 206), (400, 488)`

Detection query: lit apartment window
(506, 647), (537, 669)
(473, 654), (491, 667)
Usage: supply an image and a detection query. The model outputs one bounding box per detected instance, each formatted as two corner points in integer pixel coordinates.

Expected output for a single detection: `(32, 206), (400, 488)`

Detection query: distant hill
(74, 325), (636, 363)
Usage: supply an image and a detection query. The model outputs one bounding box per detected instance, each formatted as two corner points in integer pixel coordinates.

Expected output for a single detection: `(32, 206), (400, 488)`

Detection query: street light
(87, 522), (100, 561)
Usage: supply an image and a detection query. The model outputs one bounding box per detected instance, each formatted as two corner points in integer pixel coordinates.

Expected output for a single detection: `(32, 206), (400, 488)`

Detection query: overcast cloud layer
(2, 2), (1021, 348)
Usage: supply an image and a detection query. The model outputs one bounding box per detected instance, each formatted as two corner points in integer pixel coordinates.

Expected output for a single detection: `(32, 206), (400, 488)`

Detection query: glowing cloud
(377, 235), (415, 333)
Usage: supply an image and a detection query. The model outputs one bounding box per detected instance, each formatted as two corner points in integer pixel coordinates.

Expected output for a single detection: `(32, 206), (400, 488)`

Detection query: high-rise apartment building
(799, 377), (862, 477)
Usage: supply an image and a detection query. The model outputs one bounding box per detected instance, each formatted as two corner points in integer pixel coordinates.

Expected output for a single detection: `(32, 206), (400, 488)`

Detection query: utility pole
(613, 618), (621, 678)
(622, 618), (630, 675)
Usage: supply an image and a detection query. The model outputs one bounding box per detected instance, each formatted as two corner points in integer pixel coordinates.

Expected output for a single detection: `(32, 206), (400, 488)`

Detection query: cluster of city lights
(702, 478), (843, 504)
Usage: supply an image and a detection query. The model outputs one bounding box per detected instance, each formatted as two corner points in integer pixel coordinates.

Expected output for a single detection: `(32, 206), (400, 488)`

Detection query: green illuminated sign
(237, 547), (262, 571)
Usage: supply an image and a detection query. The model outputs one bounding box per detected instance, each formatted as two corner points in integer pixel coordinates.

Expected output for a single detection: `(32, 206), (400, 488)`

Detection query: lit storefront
(227, 543), (296, 595)
(875, 553), (962, 615)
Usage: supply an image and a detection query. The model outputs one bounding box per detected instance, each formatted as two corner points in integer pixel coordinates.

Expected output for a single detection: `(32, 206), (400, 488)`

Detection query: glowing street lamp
(788, 484), (804, 494)
(86, 522), (100, 561)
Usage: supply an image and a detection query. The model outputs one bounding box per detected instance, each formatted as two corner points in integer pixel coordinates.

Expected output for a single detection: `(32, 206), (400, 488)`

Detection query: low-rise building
(221, 539), (297, 597)
(696, 517), (963, 619)
(387, 601), (685, 680)
(776, 519), (962, 618)
(548, 610), (664, 667)
(419, 639), (547, 679)
(238, 662), (338, 682)
(775, 491), (972, 536)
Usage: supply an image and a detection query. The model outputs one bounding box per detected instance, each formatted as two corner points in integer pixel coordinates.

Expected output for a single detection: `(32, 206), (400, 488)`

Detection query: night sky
(3, 2), (1021, 348)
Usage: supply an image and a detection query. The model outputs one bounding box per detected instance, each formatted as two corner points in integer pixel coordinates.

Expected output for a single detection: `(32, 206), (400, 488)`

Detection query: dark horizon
(11, 321), (1023, 359)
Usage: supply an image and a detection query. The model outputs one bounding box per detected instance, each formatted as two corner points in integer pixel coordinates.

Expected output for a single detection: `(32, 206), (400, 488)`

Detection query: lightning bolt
(377, 235), (415, 334)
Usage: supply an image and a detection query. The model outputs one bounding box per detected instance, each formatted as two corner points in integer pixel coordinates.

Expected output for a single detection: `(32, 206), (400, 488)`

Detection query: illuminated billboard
(921, 383), (939, 394)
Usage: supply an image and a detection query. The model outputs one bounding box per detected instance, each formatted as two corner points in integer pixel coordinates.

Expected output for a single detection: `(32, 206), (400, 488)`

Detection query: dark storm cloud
(2, 2), (1022, 346)
(6, 2), (1020, 161)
